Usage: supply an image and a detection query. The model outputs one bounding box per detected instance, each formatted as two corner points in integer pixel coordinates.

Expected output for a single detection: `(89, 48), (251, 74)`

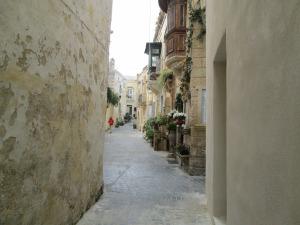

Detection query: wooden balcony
(159, 0), (187, 69)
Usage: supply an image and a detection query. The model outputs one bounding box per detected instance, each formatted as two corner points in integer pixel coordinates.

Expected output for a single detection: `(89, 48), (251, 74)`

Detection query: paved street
(77, 123), (211, 225)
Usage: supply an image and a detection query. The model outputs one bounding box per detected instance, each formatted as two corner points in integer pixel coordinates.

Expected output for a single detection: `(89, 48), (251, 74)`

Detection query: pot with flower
(167, 110), (177, 123)
(156, 115), (168, 133)
(173, 112), (186, 126)
(167, 122), (177, 152)
(175, 144), (190, 170)
(144, 118), (155, 146)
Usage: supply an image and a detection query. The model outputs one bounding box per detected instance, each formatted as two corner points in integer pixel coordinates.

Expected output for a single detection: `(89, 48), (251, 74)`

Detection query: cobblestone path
(77, 123), (211, 225)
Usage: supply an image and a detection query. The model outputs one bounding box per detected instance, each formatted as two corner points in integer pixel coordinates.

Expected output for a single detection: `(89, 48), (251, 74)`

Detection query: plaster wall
(0, 0), (112, 224)
(206, 0), (300, 224)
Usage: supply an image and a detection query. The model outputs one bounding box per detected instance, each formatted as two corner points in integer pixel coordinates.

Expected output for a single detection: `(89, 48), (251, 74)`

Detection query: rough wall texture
(185, 0), (206, 176)
(0, 0), (112, 224)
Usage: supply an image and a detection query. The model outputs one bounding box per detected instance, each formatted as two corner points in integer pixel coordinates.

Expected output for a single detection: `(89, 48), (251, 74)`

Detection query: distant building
(106, 59), (127, 127)
(123, 78), (138, 119)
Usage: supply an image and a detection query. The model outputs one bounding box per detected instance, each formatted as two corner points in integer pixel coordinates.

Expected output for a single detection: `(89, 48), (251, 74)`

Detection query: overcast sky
(109, 0), (160, 77)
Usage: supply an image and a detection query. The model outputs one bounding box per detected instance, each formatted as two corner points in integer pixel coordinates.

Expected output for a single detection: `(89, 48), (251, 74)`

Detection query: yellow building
(106, 59), (127, 129)
(123, 78), (138, 119)
(144, 0), (207, 175)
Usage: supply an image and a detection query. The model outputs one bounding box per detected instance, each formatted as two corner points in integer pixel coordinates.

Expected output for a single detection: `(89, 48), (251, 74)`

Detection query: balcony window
(180, 4), (185, 27)
(144, 42), (162, 78)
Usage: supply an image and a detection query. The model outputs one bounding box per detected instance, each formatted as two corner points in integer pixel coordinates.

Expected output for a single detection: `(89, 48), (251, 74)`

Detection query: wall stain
(0, 125), (6, 138)
(0, 137), (17, 158)
(55, 41), (61, 55)
(9, 109), (17, 126)
(0, 85), (14, 119)
(76, 32), (84, 44)
(78, 49), (85, 63)
(25, 35), (32, 43)
(0, 51), (9, 72)
(16, 49), (35, 72)
(93, 63), (99, 84)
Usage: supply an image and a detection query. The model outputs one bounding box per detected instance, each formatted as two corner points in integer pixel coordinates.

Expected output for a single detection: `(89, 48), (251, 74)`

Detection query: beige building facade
(136, 66), (148, 130)
(106, 59), (127, 128)
(123, 78), (138, 119)
(0, 1), (112, 224)
(157, 0), (207, 175)
(206, 1), (300, 225)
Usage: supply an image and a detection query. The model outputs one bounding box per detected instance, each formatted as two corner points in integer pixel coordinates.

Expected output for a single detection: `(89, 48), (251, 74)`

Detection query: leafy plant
(107, 87), (120, 107)
(181, 0), (206, 99)
(116, 118), (124, 127)
(156, 115), (168, 126)
(176, 144), (190, 155)
(146, 129), (154, 140)
(167, 122), (177, 131)
(188, 0), (206, 42)
(143, 118), (156, 141)
(158, 69), (173, 89)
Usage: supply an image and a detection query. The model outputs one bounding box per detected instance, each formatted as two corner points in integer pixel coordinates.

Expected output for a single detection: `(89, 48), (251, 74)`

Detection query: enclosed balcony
(144, 42), (162, 94)
(158, 0), (187, 68)
(144, 42), (162, 79)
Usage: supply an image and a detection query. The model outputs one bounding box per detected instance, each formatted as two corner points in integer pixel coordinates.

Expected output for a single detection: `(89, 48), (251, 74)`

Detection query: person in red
(108, 117), (114, 133)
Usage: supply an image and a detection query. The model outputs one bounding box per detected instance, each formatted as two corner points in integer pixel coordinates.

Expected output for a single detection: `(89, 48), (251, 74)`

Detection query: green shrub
(158, 69), (173, 89)
(156, 115), (168, 126)
(143, 118), (156, 141)
(176, 144), (190, 155)
(107, 87), (120, 106)
(167, 122), (177, 131)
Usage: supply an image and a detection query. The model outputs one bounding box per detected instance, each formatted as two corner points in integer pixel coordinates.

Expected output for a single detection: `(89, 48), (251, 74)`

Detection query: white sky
(109, 0), (160, 77)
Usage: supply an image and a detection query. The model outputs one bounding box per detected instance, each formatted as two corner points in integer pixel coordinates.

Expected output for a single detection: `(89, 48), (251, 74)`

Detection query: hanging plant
(188, 0), (206, 41)
(175, 93), (184, 112)
(181, 0), (206, 100)
(107, 87), (120, 107)
(158, 68), (173, 89)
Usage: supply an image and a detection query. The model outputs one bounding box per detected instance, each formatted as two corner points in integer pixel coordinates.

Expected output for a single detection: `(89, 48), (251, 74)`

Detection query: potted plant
(143, 118), (155, 146)
(167, 110), (177, 122)
(167, 122), (177, 152)
(173, 112), (186, 126)
(176, 144), (190, 155)
(176, 144), (190, 169)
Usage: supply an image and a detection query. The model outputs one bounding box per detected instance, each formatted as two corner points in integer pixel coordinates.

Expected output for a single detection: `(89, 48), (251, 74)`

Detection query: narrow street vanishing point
(77, 123), (210, 225)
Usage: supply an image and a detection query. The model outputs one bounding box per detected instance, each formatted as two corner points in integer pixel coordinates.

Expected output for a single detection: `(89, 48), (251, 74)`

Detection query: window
(127, 87), (133, 99)
(168, 4), (175, 31)
(180, 4), (185, 27)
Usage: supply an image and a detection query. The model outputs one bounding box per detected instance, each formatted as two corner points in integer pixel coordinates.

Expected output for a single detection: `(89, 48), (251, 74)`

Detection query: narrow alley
(77, 124), (210, 225)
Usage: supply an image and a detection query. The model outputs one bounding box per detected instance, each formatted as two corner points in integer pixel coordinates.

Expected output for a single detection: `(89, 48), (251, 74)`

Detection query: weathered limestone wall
(186, 0), (206, 176)
(207, 0), (300, 224)
(0, 0), (112, 224)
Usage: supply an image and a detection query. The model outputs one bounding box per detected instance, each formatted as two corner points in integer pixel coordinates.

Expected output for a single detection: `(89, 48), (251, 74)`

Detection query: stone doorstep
(188, 166), (206, 176)
(212, 216), (227, 225)
(176, 153), (190, 167)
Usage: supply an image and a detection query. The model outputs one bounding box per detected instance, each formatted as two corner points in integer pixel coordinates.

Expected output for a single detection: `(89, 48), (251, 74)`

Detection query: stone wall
(186, 0), (206, 176)
(0, 0), (112, 224)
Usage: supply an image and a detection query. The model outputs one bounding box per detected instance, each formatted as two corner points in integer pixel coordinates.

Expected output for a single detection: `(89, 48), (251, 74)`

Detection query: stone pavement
(77, 123), (211, 225)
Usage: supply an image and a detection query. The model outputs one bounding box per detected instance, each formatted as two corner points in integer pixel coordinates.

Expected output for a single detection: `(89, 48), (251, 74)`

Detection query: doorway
(212, 34), (227, 223)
